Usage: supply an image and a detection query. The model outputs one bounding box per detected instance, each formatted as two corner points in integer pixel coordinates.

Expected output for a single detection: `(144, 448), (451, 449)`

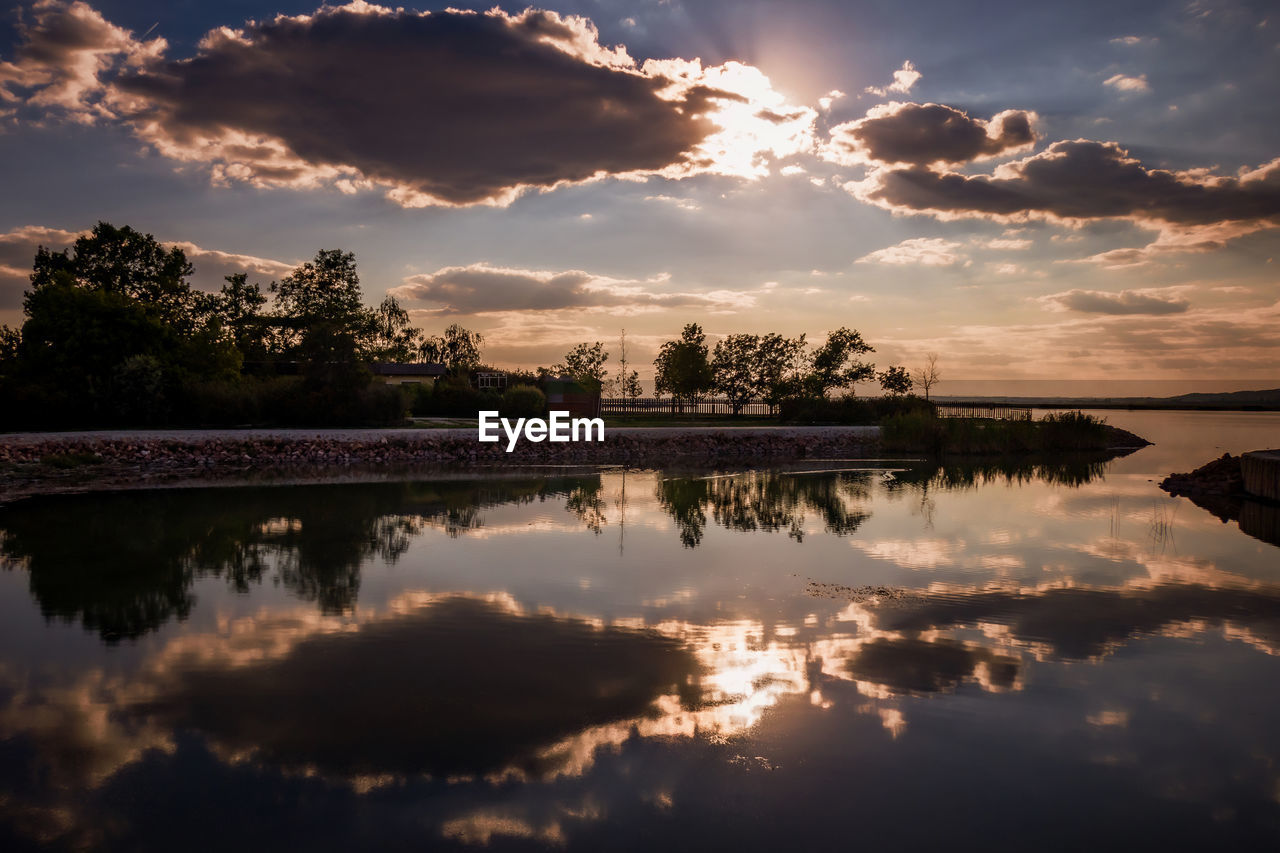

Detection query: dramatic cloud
(169, 242), (296, 291)
(864, 60), (921, 97)
(1076, 221), (1277, 268)
(0, 0), (164, 119)
(391, 263), (757, 315)
(856, 237), (964, 266)
(826, 102), (1036, 167)
(1104, 73), (1150, 92)
(0, 224), (292, 309)
(1043, 288), (1191, 315)
(850, 139), (1280, 230)
(4, 2), (816, 206)
(0, 225), (79, 308)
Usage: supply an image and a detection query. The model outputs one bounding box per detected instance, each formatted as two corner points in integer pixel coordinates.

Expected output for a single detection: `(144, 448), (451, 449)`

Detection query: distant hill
(935, 389), (1280, 410)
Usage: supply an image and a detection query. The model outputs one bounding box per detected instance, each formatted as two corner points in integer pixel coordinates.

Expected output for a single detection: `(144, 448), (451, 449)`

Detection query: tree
(913, 353), (942, 400)
(711, 333), (760, 415)
(368, 295), (423, 362)
(29, 221), (203, 331)
(420, 323), (484, 369)
(654, 323), (712, 409)
(0, 325), (19, 375)
(217, 273), (270, 359)
(804, 327), (875, 398)
(272, 249), (376, 388)
(756, 332), (807, 405)
(611, 329), (642, 398)
(878, 365), (913, 396)
(553, 341), (609, 388)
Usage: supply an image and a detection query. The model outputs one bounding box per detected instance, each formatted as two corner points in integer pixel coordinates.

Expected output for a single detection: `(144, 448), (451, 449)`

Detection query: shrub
(881, 410), (1112, 454)
(414, 374), (501, 417)
(501, 384), (546, 418)
(111, 354), (167, 425)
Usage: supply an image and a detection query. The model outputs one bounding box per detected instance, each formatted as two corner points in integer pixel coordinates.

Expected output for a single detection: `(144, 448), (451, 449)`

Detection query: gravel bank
(0, 426), (881, 502)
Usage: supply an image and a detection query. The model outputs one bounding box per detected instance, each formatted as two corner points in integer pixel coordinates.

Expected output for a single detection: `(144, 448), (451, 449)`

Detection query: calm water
(2, 411), (1279, 851)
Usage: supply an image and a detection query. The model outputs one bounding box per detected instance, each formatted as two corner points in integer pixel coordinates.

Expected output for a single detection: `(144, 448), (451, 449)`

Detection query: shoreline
(0, 426), (881, 503)
(0, 422), (1154, 504)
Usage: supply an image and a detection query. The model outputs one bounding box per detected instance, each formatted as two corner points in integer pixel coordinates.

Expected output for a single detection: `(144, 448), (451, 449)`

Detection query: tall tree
(654, 323), (712, 409)
(368, 295), (423, 362)
(804, 328), (875, 398)
(877, 365), (913, 396)
(420, 323), (484, 369)
(217, 273), (270, 360)
(29, 222), (203, 331)
(272, 249), (374, 385)
(554, 341), (609, 388)
(755, 332), (807, 405)
(913, 353), (942, 400)
(612, 329), (642, 398)
(711, 333), (760, 415)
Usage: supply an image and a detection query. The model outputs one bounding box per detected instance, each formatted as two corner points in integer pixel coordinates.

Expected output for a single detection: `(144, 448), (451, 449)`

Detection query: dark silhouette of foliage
(654, 322), (713, 408)
(878, 365), (913, 396)
(553, 341), (609, 388)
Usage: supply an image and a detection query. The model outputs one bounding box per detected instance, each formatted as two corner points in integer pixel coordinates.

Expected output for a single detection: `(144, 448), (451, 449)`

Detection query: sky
(1, 0), (1278, 393)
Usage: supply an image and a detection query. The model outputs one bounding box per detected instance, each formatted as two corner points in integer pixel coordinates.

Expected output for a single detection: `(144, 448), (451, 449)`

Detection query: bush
(111, 354), (167, 425)
(500, 384), (546, 418)
(780, 393), (934, 425)
(881, 410), (1112, 454)
(412, 373), (501, 417)
(174, 376), (407, 427)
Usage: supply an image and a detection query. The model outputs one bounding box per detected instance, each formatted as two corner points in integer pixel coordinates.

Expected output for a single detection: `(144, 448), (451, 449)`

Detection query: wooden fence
(935, 402), (1033, 420)
(601, 397), (776, 416)
(601, 397), (1033, 420)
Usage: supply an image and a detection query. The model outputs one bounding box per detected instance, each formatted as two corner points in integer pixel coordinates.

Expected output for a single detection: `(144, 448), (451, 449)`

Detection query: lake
(2, 410), (1279, 851)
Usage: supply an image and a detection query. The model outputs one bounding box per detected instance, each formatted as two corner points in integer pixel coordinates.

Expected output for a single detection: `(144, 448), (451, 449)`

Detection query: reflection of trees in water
(656, 471), (872, 547)
(887, 453), (1119, 494)
(565, 482), (607, 535)
(0, 476), (602, 641)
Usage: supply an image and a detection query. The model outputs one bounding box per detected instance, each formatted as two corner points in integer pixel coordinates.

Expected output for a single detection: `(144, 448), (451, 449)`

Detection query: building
(477, 371), (507, 391)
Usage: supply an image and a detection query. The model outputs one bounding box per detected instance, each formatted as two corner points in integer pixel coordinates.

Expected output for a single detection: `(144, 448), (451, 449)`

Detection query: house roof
(370, 362), (448, 376)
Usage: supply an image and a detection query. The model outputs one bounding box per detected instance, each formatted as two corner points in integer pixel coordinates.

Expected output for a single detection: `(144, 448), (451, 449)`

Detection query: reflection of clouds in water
(6, 572), (1280, 848)
(856, 538), (965, 569)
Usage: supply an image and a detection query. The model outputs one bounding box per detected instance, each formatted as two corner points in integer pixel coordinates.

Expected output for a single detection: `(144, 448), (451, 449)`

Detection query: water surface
(2, 411), (1279, 851)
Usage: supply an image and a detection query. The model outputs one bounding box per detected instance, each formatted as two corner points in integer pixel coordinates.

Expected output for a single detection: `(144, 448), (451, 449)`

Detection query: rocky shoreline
(0, 426), (880, 503)
(1159, 453), (1246, 499)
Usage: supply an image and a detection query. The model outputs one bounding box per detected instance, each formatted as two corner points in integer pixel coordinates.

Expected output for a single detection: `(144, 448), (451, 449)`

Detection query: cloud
(850, 139), (1280, 230)
(826, 102), (1036, 168)
(856, 237), (964, 266)
(0, 226), (80, 308)
(1076, 221), (1278, 268)
(864, 60), (921, 97)
(168, 242), (296, 291)
(1043, 288), (1191, 315)
(974, 236), (1032, 250)
(0, 224), (293, 309)
(391, 263), (757, 315)
(4, 2), (816, 207)
(0, 0), (164, 120)
(817, 89), (845, 111)
(1104, 73), (1150, 92)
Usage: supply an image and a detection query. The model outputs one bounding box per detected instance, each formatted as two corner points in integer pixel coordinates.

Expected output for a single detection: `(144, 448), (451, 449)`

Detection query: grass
(39, 451), (104, 469)
(881, 410), (1113, 454)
